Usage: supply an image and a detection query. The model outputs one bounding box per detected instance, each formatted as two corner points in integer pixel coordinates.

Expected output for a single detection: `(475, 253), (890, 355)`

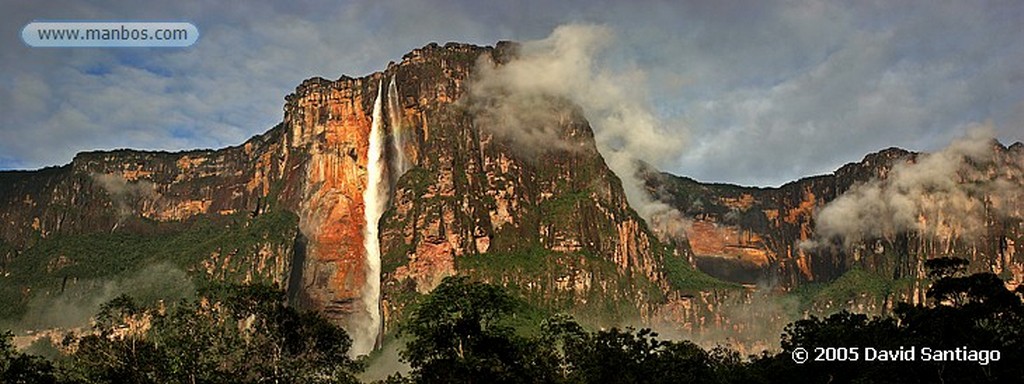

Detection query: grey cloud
(671, 2), (1024, 186)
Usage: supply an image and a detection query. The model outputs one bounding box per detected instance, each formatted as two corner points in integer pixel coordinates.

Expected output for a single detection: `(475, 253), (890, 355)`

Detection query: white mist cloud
(469, 24), (688, 235)
(92, 172), (158, 221)
(13, 262), (194, 331)
(812, 124), (1024, 248)
(92, 173), (157, 197)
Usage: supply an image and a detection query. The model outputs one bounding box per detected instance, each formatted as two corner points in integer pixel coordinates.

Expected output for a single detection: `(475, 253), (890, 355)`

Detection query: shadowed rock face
(0, 42), (673, 332)
(644, 143), (1024, 290)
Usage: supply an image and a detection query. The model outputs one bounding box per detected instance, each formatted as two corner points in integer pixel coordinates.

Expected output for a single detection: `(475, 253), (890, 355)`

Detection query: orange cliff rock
(687, 220), (770, 267)
(283, 76), (380, 319)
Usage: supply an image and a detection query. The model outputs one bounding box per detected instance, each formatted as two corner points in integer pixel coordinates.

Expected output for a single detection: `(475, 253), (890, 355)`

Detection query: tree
(399, 278), (730, 383)
(926, 272), (1020, 310)
(61, 295), (164, 383)
(61, 283), (362, 384)
(538, 313), (719, 384)
(747, 258), (1024, 383)
(399, 276), (554, 384)
(573, 328), (713, 384)
(924, 257), (969, 280)
(896, 259), (1024, 382)
(1, 330), (58, 384)
(757, 311), (907, 383)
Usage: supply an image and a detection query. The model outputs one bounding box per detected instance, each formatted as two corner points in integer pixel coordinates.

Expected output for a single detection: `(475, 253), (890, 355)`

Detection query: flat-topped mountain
(0, 42), (694, 353)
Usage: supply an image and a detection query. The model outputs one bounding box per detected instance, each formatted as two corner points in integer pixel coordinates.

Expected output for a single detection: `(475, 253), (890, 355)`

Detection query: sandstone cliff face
(5, 41), (1018, 351)
(276, 42), (675, 328)
(281, 75), (377, 319)
(0, 128), (300, 321)
(366, 43), (670, 328)
(645, 143), (1024, 292)
(0, 125), (289, 256)
(640, 143), (1023, 351)
(0, 42), (677, 333)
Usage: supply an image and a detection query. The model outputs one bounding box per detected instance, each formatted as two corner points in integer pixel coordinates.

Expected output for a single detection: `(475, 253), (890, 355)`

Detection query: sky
(2, 0), (1022, 187)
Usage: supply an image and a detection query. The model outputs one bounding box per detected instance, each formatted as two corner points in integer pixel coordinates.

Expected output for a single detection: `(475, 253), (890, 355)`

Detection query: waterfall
(387, 75), (409, 179)
(355, 80), (388, 356)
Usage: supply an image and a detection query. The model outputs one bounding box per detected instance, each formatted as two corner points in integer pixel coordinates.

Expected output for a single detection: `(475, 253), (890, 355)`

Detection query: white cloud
(811, 124), (1023, 248)
(469, 24), (688, 232)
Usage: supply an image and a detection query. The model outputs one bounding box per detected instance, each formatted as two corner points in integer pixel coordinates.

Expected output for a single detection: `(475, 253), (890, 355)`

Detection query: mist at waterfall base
(352, 77), (409, 356)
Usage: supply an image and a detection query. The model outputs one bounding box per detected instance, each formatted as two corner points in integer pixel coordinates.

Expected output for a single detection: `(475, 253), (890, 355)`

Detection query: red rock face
(4, 43), (1021, 351)
(282, 76), (377, 319)
(688, 221), (768, 263)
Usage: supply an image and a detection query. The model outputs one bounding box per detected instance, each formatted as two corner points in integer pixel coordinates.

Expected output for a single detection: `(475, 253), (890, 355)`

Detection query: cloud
(92, 172), (156, 196)
(811, 124), (1024, 248)
(11, 262), (194, 331)
(468, 24), (689, 236)
(672, 2), (1024, 186)
(92, 172), (158, 221)
(0, 0), (506, 170)
(1, 0), (1022, 190)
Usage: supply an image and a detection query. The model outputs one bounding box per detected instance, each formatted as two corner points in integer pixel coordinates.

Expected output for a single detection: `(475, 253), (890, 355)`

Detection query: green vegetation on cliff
(0, 210), (299, 326)
(662, 252), (741, 293)
(457, 247), (663, 327)
(791, 266), (917, 313)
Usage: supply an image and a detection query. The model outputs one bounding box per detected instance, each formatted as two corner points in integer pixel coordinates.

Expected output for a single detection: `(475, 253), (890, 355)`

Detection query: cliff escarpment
(0, 42), (701, 338)
(645, 142), (1024, 301)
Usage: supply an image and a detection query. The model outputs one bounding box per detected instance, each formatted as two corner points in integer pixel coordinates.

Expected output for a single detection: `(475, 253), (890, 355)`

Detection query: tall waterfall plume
(387, 75), (409, 179)
(355, 80), (388, 356)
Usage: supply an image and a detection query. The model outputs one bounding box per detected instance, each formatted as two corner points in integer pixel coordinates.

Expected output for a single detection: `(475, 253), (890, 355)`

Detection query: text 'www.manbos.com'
(22, 22), (198, 47)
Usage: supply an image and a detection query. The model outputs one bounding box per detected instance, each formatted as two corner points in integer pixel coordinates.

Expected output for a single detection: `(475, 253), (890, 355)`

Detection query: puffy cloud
(0, 0), (503, 169)
(468, 24), (688, 233)
(812, 124), (1024, 247)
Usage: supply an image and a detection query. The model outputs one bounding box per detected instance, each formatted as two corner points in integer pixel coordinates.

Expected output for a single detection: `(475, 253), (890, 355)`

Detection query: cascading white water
(355, 80), (388, 356)
(387, 75), (409, 178)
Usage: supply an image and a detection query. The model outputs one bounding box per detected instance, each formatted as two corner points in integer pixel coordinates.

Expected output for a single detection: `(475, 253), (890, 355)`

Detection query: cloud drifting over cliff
(469, 24), (688, 232)
(811, 124), (1024, 248)
(91, 173), (159, 225)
